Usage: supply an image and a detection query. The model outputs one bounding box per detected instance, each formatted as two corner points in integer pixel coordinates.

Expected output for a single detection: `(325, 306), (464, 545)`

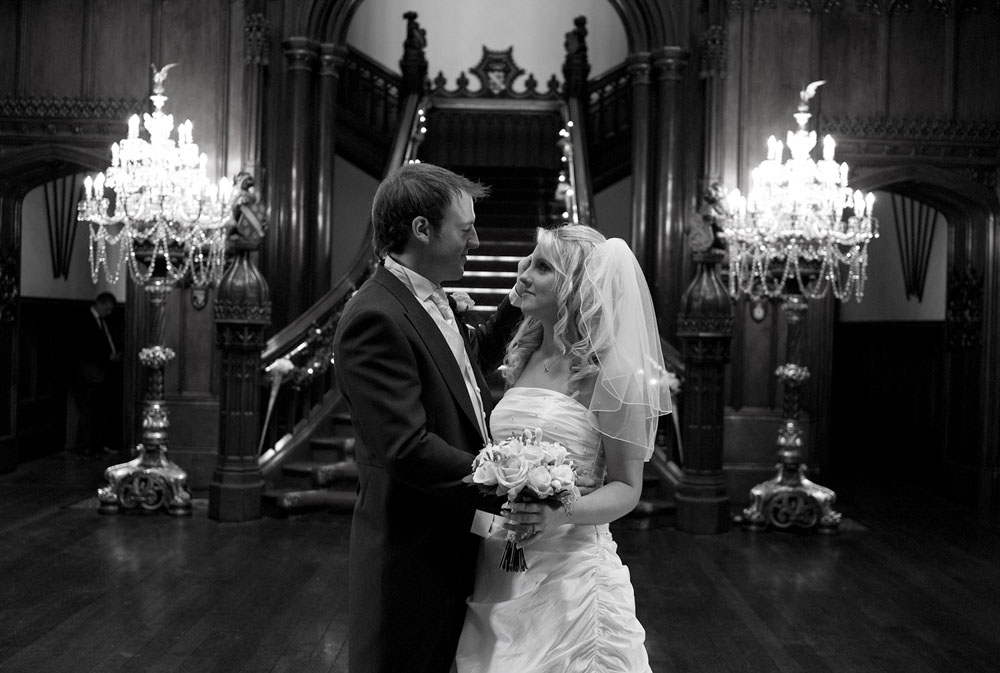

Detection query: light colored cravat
(429, 289), (458, 327)
(430, 288), (494, 538)
(428, 289), (488, 441)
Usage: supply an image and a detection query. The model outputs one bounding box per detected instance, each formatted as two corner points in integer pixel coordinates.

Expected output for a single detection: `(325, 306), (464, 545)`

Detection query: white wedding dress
(454, 387), (653, 673)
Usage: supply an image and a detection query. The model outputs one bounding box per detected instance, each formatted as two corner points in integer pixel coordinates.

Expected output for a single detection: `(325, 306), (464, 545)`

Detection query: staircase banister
(385, 93), (427, 174)
(344, 44), (404, 87)
(562, 97), (594, 227)
(587, 62), (630, 94)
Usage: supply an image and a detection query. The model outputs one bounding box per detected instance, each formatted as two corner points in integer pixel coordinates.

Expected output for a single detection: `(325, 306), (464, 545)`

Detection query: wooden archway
(848, 164), (1000, 517)
(0, 143), (129, 471)
(275, 0), (699, 338)
(297, 0), (682, 48)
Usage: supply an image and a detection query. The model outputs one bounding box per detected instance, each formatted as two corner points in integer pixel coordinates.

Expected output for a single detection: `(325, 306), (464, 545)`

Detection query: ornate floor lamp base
(97, 443), (192, 516)
(739, 462), (841, 534)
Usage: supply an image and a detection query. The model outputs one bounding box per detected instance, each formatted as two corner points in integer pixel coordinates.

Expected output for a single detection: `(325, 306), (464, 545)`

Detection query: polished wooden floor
(1, 453), (998, 673)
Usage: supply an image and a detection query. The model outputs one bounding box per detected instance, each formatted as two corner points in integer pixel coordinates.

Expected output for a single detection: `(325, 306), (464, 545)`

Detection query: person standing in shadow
(71, 291), (123, 458)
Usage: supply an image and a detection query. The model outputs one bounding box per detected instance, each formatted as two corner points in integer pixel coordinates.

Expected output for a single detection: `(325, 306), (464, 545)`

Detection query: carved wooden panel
(886, 13), (949, 117)
(722, 6), (1000, 489)
(23, 0), (84, 98)
(89, 0), (156, 100)
(0, 3), (18, 94)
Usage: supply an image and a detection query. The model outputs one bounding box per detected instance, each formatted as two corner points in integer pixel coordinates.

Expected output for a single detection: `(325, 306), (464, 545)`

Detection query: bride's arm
(507, 436), (644, 531)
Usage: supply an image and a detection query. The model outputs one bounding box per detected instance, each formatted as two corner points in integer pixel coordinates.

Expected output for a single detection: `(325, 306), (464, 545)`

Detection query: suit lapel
(373, 267), (485, 442)
(452, 302), (494, 421)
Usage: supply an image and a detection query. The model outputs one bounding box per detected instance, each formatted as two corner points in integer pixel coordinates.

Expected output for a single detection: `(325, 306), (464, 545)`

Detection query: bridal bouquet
(469, 428), (580, 571)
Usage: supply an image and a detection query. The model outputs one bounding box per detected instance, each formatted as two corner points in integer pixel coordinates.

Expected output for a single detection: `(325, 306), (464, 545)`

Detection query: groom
(333, 163), (523, 673)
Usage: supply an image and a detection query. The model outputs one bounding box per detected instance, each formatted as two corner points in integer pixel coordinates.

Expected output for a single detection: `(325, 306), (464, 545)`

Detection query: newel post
(210, 173), (271, 522)
(675, 186), (733, 534)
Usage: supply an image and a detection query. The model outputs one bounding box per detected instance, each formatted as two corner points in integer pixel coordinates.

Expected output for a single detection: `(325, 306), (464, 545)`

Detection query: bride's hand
(503, 499), (571, 541)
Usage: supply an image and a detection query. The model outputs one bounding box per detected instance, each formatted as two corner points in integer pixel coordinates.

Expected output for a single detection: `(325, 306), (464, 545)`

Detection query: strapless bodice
(489, 387), (606, 484)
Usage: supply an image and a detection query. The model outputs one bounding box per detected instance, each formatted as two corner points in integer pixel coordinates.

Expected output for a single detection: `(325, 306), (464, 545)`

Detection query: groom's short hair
(371, 162), (488, 257)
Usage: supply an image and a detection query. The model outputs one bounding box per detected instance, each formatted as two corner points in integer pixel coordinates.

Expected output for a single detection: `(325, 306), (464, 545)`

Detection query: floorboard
(1, 452), (998, 673)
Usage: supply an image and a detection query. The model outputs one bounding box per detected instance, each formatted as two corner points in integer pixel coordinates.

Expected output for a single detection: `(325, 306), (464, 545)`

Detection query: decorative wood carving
(821, 116), (1000, 189)
(400, 11), (427, 95)
(857, 0), (883, 15)
(0, 246), (17, 324)
(468, 47), (525, 96)
(947, 264), (984, 349)
(562, 16), (590, 96)
(244, 12), (270, 66)
(0, 96), (145, 145)
(730, 0), (1000, 12)
(0, 97), (142, 119)
(823, 117), (1000, 142)
(699, 25), (727, 79)
(431, 48), (560, 101)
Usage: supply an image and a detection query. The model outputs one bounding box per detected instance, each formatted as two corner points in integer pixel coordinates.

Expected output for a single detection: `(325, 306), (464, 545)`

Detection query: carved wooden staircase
(257, 39), (682, 524)
(261, 170), (557, 517)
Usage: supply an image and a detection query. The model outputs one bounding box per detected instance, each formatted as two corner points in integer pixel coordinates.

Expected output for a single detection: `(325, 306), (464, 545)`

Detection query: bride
(454, 225), (672, 673)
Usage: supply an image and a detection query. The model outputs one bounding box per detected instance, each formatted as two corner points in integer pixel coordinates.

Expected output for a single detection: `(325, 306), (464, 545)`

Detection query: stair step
(466, 254), (523, 264)
(283, 459), (359, 487)
(314, 461), (359, 487)
(447, 286), (512, 296)
(310, 436), (355, 462)
(330, 412), (353, 426)
(461, 270), (519, 279)
(263, 488), (357, 514)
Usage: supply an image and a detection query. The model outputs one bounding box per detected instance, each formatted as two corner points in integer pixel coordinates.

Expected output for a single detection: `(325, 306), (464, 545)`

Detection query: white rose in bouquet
(466, 428), (580, 572)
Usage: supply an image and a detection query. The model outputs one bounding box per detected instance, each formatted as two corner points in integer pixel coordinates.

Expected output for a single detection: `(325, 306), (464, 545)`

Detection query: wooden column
(276, 37), (318, 328)
(676, 246), (733, 534)
(0, 203), (17, 472)
(241, 7), (270, 178)
(399, 11), (428, 97)
(315, 43), (343, 294)
(651, 46), (688, 341)
(627, 54), (653, 276)
(210, 176), (270, 522)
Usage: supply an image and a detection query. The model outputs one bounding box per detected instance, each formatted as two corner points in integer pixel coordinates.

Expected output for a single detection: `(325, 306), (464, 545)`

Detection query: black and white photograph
(1, 2), (998, 672)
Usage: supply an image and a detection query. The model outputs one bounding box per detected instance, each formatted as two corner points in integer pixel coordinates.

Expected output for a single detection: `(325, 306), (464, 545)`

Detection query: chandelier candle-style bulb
(721, 80), (879, 302)
(78, 63), (231, 288)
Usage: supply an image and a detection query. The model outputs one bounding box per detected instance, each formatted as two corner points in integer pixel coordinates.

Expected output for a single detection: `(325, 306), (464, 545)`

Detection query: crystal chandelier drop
(78, 63), (232, 287)
(723, 80), (878, 301)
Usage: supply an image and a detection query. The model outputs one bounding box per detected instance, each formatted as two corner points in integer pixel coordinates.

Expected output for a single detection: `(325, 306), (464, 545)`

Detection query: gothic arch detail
(297, 0), (678, 50)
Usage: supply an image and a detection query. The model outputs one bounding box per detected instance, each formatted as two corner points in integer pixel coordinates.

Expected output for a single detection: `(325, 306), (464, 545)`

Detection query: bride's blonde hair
(502, 225), (607, 394)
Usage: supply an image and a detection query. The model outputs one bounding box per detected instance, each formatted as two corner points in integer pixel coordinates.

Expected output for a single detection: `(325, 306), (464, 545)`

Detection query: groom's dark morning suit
(333, 264), (520, 673)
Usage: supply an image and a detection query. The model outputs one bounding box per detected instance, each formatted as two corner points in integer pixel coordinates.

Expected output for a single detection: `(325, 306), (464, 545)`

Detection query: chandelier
(79, 63), (231, 287)
(723, 80), (878, 301)
(77, 64), (234, 516)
